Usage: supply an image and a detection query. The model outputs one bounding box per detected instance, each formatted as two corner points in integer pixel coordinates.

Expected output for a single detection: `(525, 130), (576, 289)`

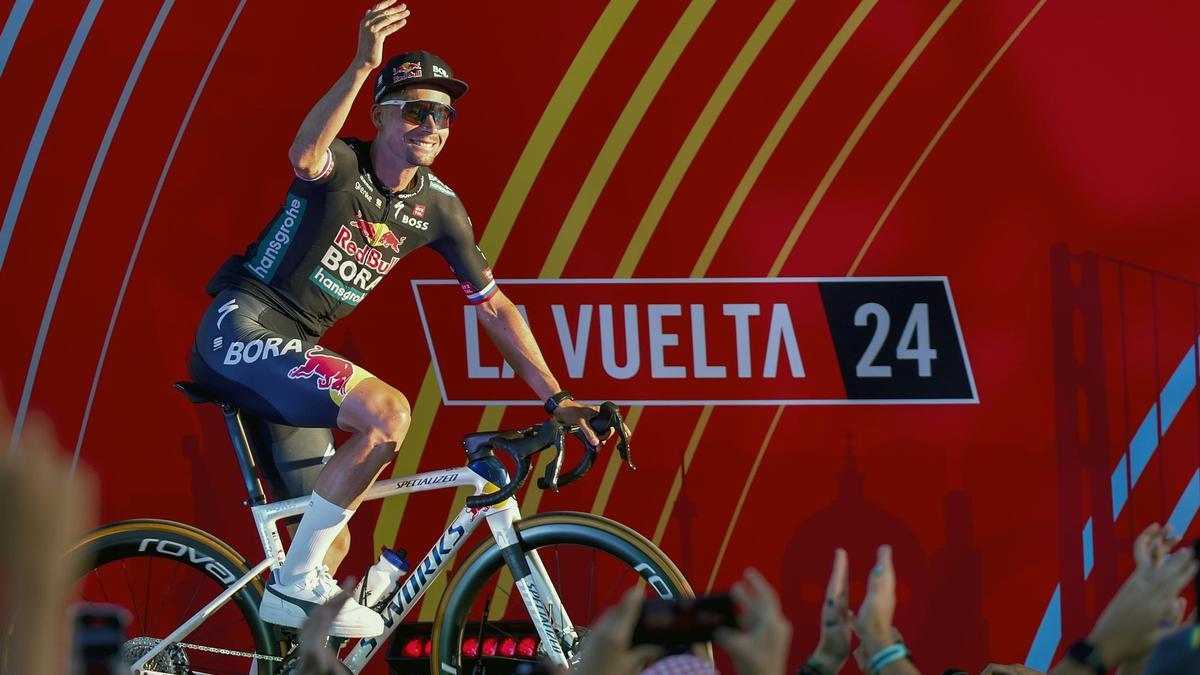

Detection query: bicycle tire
(69, 518), (284, 674)
(429, 511), (696, 674)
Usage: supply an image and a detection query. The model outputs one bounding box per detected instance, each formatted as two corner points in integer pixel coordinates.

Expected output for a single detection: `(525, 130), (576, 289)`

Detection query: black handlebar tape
(466, 446), (532, 509)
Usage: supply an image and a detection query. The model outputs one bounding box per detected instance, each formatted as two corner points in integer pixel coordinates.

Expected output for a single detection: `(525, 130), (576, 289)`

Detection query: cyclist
(189, 1), (616, 638)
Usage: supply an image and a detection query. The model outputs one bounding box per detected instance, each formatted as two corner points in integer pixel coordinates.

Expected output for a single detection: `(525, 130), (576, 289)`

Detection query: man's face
(373, 86), (452, 168)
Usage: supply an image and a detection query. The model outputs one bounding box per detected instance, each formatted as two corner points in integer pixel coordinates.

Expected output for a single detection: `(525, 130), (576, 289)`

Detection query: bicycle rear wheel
(70, 519), (283, 674)
(429, 511), (695, 674)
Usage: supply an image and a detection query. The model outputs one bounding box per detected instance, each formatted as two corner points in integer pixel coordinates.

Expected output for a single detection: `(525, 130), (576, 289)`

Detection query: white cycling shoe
(259, 565), (384, 638)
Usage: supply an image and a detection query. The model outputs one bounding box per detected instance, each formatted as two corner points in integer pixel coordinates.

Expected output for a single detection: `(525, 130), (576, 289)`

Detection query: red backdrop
(2, 0), (1198, 672)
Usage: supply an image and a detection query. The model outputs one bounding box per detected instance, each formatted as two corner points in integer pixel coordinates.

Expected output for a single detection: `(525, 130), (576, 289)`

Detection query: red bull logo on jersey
(349, 211), (405, 253)
(287, 346), (354, 395)
(394, 61), (422, 81)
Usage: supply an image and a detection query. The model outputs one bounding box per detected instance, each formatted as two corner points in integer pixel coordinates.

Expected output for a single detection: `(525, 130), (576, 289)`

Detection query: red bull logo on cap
(288, 346), (354, 396)
(394, 61), (423, 82)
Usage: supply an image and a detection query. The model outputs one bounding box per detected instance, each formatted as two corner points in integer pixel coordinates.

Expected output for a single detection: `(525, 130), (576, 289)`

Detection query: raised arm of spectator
(715, 567), (793, 675)
(0, 405), (97, 675)
(802, 549), (853, 675)
(852, 545), (922, 675)
(1048, 523), (1197, 675)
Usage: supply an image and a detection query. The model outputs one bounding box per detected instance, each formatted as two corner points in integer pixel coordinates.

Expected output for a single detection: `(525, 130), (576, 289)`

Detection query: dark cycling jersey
(206, 136), (497, 338)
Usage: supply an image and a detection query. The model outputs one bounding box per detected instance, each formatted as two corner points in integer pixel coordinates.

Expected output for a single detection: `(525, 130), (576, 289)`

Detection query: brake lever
(536, 425), (566, 491)
(597, 402), (635, 470)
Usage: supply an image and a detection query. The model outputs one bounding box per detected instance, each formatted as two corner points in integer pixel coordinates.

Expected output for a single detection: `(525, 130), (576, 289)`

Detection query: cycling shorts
(190, 289), (376, 499)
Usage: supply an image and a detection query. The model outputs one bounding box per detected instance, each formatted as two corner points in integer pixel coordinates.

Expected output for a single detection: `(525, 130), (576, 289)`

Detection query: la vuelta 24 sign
(412, 278), (978, 406)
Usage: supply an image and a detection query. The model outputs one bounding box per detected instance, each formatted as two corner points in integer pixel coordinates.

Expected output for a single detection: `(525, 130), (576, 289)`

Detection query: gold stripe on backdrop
(636, 0), (882, 548)
(767, 0), (963, 277)
(614, 0), (796, 279)
(706, 0), (1052, 588)
(592, 0), (872, 521)
(373, 0), (641, 554)
(848, 0), (1049, 276)
(691, 0), (879, 278)
(540, 0), (718, 279)
(650, 406), (713, 544)
(705, 406), (784, 592)
(487, 0), (719, 617)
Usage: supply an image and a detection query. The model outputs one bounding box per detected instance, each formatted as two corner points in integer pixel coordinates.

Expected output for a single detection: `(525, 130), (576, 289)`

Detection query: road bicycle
(66, 382), (694, 674)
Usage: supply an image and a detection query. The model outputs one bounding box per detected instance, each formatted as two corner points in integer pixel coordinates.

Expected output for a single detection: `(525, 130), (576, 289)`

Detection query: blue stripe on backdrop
(7, 1), (174, 456)
(1025, 584), (1062, 671)
(0, 0), (34, 77)
(1028, 336), (1200, 667)
(1082, 518), (1094, 580)
(0, 0), (104, 270)
(70, 0), (249, 476)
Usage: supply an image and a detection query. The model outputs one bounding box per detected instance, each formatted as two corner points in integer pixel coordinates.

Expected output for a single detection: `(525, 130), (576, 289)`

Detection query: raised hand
(812, 549), (853, 672)
(295, 577), (357, 675)
(714, 568), (793, 675)
(355, 1), (410, 70)
(853, 545), (898, 654)
(1086, 542), (1197, 667)
(574, 587), (664, 675)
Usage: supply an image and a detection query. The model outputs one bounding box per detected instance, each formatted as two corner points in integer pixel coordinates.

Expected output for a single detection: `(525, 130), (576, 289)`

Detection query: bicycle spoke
(588, 547), (596, 618)
(151, 559), (183, 631)
(90, 568), (111, 603)
(120, 560), (141, 631)
(143, 557), (153, 636)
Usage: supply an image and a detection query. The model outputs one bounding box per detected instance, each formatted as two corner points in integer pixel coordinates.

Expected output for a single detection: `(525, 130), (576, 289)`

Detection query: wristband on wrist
(868, 643), (909, 675)
(544, 390), (574, 414)
(1067, 640), (1107, 675)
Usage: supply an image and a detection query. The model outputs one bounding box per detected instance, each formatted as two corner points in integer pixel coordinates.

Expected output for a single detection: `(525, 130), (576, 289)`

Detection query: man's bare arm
(289, 1), (409, 177)
(474, 290), (559, 401)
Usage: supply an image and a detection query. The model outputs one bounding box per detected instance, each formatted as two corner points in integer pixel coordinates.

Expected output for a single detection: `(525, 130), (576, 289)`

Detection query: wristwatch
(544, 391), (574, 414)
(1067, 640), (1107, 675)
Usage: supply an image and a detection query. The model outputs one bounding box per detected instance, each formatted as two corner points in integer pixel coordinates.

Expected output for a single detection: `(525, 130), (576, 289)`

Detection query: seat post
(222, 405), (268, 506)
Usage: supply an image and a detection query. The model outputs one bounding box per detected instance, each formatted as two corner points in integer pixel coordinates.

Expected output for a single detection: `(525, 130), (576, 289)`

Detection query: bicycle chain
(137, 637), (286, 663)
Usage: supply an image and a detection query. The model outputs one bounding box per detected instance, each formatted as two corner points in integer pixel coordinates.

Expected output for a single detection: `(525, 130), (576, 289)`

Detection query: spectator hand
(714, 568), (793, 675)
(294, 577), (356, 675)
(1086, 536), (1197, 667)
(812, 549), (853, 673)
(573, 587), (664, 675)
(853, 545), (898, 656)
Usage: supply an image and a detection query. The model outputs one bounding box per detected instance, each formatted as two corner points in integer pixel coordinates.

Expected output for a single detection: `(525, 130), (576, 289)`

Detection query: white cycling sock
(277, 491), (353, 585)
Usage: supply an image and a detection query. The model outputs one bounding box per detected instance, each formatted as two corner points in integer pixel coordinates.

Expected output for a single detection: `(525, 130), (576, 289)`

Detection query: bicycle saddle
(174, 381), (233, 408)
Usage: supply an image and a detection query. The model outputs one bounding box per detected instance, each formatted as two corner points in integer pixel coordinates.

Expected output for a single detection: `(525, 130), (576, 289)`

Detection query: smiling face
(372, 85), (453, 168)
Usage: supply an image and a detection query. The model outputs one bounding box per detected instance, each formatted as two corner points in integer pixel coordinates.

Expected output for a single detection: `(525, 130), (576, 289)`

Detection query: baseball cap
(374, 50), (469, 103)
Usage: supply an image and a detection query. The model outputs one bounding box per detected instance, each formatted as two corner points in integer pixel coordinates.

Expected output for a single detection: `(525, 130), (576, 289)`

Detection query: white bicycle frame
(131, 464), (579, 675)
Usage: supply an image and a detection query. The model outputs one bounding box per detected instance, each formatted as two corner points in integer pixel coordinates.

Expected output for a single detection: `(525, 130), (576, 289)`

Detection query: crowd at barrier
(1, 404), (1197, 675)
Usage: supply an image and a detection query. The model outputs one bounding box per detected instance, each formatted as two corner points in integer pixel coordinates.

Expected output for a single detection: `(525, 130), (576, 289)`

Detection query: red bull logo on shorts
(394, 61), (422, 81)
(287, 346), (355, 396)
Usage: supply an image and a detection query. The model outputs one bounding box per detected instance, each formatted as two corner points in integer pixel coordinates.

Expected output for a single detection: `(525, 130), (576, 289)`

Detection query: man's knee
(363, 390), (412, 454)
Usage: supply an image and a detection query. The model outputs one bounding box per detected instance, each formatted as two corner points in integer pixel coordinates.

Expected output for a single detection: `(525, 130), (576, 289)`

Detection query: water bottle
(354, 547), (409, 610)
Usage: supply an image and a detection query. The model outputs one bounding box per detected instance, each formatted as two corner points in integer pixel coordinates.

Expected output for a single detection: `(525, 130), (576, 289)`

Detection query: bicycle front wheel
(70, 519), (283, 674)
(430, 511), (695, 675)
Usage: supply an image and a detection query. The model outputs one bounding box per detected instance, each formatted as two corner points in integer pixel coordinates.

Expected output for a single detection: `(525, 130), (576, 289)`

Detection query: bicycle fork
(486, 508), (580, 668)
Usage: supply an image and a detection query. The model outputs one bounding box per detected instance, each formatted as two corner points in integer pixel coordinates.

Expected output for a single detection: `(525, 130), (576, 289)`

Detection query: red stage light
(402, 638), (423, 658)
(499, 637), (517, 657)
(424, 639), (432, 656)
(517, 637), (538, 657)
(462, 637), (479, 657)
(482, 636), (498, 656)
